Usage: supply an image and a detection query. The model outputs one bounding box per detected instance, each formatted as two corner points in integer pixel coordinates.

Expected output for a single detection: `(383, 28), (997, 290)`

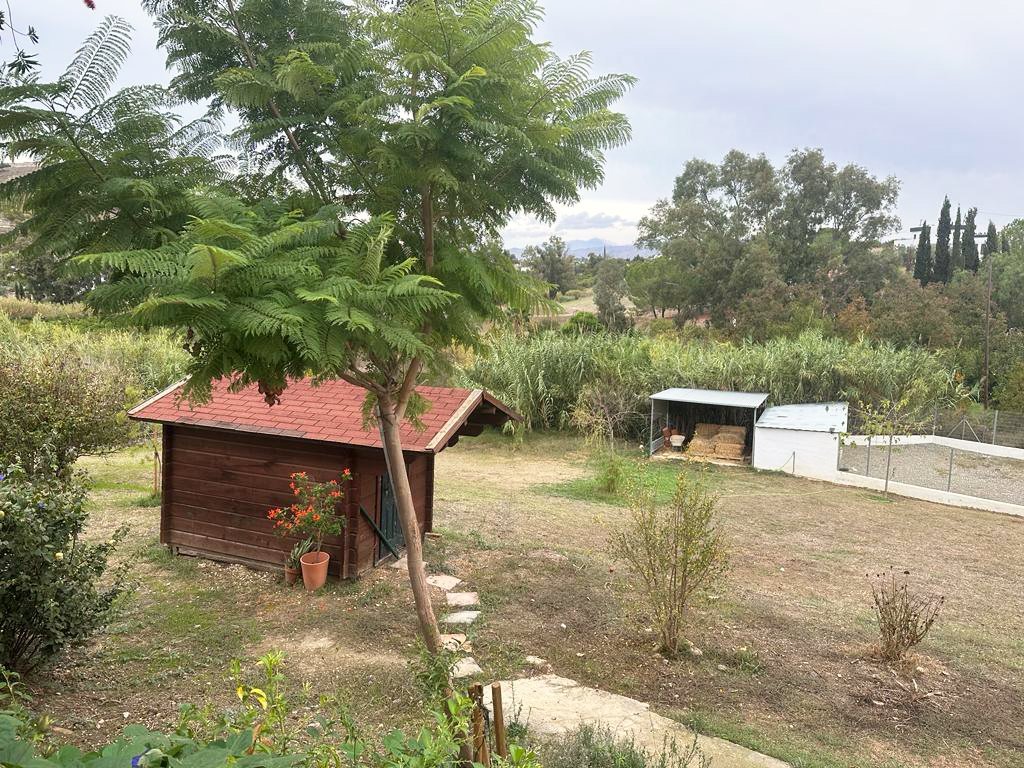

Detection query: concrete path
(483, 675), (789, 768)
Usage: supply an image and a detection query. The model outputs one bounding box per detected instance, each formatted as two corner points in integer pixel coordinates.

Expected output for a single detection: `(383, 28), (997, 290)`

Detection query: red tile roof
(129, 378), (517, 453)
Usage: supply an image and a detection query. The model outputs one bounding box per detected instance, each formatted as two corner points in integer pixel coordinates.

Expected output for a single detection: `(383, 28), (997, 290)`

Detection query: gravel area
(839, 442), (1024, 505)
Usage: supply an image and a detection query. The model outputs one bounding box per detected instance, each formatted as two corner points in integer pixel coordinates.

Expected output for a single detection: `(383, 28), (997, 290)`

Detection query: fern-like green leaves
(77, 202), (455, 402)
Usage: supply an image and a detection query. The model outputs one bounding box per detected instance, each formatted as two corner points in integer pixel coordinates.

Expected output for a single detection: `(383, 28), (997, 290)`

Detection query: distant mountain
(507, 238), (654, 260)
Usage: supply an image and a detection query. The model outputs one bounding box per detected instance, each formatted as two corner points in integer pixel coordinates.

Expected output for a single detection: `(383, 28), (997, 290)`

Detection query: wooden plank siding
(160, 424), (433, 579)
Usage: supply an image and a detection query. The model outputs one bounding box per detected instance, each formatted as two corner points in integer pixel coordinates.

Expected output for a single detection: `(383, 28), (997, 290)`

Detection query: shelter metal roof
(755, 402), (848, 434)
(649, 388), (769, 409)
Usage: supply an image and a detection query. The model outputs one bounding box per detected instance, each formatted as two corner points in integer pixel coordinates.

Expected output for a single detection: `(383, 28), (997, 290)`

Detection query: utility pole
(983, 255), (993, 408)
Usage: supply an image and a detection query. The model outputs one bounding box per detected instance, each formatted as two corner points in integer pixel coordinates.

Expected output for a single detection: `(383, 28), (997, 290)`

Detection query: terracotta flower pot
(300, 550), (330, 591)
(283, 565), (300, 586)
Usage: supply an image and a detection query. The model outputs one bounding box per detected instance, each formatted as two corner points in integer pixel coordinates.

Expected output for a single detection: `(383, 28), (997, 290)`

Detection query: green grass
(538, 459), (706, 507)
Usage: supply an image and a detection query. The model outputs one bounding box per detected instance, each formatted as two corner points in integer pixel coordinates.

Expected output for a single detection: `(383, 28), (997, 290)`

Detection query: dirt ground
(26, 434), (1024, 768)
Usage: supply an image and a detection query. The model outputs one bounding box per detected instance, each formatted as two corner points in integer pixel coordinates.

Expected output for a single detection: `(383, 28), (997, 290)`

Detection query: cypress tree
(983, 220), (998, 258)
(913, 221), (932, 284)
(933, 196), (952, 283)
(950, 207), (964, 272)
(963, 207), (979, 271)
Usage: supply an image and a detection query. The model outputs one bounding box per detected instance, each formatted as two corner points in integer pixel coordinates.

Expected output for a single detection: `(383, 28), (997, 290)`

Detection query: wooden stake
(491, 682), (508, 758)
(469, 684), (490, 766)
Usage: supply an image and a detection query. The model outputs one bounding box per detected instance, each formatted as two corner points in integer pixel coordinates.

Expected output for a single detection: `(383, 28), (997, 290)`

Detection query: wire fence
(837, 439), (1024, 506)
(839, 406), (1024, 507)
(930, 408), (1024, 449)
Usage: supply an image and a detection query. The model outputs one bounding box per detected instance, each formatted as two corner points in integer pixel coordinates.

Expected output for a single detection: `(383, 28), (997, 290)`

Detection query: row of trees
(912, 197), (1006, 286)
(0, 1), (634, 654)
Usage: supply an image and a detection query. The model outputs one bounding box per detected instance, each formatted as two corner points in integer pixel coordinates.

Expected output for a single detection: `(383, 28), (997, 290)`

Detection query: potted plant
(284, 537), (312, 586)
(267, 469), (352, 591)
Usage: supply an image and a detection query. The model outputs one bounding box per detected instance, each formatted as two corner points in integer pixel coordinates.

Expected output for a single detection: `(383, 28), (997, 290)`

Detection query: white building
(752, 402), (848, 480)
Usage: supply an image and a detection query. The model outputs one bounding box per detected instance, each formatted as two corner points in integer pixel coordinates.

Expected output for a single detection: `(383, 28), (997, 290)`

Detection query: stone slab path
(482, 675), (789, 768)
(441, 609), (481, 625)
(427, 573), (463, 591)
(446, 591), (480, 607)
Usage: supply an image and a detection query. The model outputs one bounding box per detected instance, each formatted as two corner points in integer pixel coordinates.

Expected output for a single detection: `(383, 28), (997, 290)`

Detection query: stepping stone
(442, 610), (481, 625)
(440, 633), (468, 651)
(427, 573), (462, 591)
(390, 557), (426, 571)
(452, 656), (482, 679)
(446, 591), (479, 607)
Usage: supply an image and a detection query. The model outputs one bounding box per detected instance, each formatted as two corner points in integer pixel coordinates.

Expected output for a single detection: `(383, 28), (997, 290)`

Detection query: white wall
(832, 472), (1024, 518)
(845, 433), (1024, 461)
(753, 427), (839, 481)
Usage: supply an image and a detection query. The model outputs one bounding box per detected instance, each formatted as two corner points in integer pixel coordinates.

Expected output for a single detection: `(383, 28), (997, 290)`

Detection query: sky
(20, 0), (1024, 249)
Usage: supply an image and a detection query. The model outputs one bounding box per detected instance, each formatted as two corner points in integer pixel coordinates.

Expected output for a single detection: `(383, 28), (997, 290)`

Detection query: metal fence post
(866, 436), (872, 477)
(884, 431), (894, 494)
(992, 410), (999, 445)
(946, 447), (954, 493)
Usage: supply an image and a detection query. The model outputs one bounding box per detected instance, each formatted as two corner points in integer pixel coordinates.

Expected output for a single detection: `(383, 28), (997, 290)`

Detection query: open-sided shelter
(130, 379), (518, 579)
(648, 387), (769, 459)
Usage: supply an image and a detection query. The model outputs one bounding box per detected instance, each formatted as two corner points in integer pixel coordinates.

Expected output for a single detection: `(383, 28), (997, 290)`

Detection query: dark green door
(378, 474), (405, 562)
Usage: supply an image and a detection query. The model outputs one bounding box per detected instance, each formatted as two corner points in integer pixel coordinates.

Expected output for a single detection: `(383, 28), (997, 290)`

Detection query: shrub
(538, 724), (709, 768)
(869, 568), (943, 663)
(0, 463), (128, 671)
(994, 362), (1024, 412)
(591, 447), (633, 495)
(267, 470), (352, 553)
(0, 315), (187, 472)
(561, 311), (603, 335)
(614, 469), (727, 655)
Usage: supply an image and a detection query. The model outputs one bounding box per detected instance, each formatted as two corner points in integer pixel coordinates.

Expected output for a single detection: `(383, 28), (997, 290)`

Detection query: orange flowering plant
(267, 469), (352, 553)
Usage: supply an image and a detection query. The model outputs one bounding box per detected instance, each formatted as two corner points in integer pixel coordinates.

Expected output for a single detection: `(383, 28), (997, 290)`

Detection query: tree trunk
(377, 402), (442, 653)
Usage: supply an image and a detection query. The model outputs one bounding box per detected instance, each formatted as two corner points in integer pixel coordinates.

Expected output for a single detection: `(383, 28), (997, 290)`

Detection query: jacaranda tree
(0, 16), (225, 263)
(9, 1), (635, 652)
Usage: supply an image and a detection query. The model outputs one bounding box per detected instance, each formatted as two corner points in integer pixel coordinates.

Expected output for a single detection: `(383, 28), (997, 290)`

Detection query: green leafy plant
(286, 538), (314, 570)
(0, 462), (128, 671)
(614, 468), (728, 656)
(0, 314), (187, 473)
(561, 311), (603, 336)
(268, 470), (352, 554)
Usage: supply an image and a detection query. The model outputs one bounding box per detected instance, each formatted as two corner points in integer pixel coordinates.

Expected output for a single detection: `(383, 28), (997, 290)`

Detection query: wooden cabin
(129, 379), (518, 579)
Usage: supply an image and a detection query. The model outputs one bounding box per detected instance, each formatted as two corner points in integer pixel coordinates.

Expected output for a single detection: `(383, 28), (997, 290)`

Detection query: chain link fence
(930, 408), (1024, 449)
(839, 407), (1024, 507)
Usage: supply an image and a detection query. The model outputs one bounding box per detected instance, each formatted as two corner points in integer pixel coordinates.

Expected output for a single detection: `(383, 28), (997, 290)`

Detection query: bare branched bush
(870, 568), (944, 663)
(614, 468), (727, 655)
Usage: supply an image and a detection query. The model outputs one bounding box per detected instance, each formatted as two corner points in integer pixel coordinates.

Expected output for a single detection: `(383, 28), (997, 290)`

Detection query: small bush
(561, 311), (603, 335)
(614, 469), (727, 655)
(0, 463), (128, 671)
(592, 447), (633, 495)
(869, 568), (943, 663)
(994, 362), (1024, 411)
(538, 724), (708, 768)
(0, 315), (187, 472)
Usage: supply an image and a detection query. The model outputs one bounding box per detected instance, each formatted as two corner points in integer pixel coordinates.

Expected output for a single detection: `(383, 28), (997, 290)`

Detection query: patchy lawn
(27, 435), (1024, 768)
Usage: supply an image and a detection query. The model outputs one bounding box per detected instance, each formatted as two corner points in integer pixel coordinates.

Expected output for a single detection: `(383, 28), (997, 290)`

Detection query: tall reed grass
(460, 330), (958, 437)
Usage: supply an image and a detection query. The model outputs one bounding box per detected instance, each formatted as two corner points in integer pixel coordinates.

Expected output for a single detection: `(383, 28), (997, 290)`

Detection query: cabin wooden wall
(161, 425), (433, 579)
